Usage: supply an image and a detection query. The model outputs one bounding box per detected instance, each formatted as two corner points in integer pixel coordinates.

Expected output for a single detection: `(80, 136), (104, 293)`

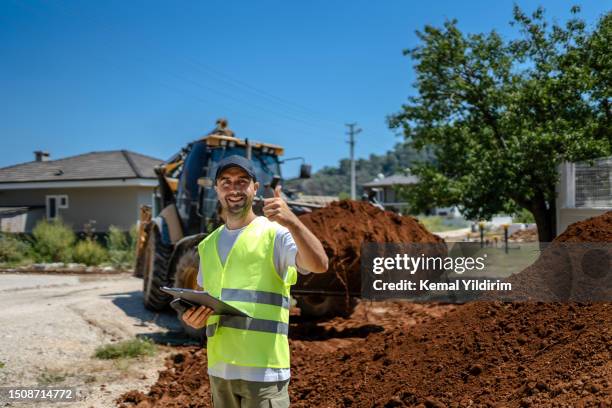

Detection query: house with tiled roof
(0, 150), (163, 233)
(362, 174), (419, 212)
(363, 173), (461, 217)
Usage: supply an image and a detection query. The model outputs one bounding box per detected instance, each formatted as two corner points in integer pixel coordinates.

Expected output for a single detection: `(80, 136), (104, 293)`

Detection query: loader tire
(172, 247), (205, 340)
(142, 227), (173, 311)
(295, 295), (357, 318)
(173, 246), (200, 289)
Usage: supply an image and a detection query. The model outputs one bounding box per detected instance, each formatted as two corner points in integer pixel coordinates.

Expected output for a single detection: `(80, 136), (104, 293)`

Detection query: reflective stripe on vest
(206, 315), (289, 337)
(197, 216), (297, 369)
(221, 288), (291, 310)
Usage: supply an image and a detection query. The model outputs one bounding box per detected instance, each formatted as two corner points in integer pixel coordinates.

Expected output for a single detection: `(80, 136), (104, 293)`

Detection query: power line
(47, 0), (345, 134)
(8, 0), (333, 145)
(184, 57), (343, 129)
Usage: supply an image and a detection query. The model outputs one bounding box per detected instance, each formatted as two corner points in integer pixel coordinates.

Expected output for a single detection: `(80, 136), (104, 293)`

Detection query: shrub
(72, 238), (108, 266)
(127, 224), (138, 265)
(0, 233), (31, 264)
(94, 338), (156, 359)
(106, 225), (137, 268)
(129, 224), (138, 252)
(107, 225), (128, 251)
(31, 218), (74, 262)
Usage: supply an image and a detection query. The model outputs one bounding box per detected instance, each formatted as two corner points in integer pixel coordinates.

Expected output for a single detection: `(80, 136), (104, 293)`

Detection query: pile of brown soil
(293, 205), (612, 405)
(294, 206), (611, 406)
(118, 349), (212, 408)
(296, 200), (445, 294)
(504, 210), (612, 302)
(299, 200), (442, 245)
(290, 302), (611, 408)
(116, 302), (455, 408)
(117, 303), (610, 408)
(508, 227), (538, 242)
(117, 211), (611, 408)
(555, 211), (612, 243)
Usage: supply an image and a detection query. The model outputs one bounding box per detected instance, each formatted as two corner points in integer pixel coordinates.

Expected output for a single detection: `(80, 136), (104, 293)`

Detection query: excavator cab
(150, 132), (290, 235)
(174, 139), (285, 236)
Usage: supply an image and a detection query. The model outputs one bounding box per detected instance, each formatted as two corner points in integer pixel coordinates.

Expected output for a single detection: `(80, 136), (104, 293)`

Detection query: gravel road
(0, 272), (194, 407)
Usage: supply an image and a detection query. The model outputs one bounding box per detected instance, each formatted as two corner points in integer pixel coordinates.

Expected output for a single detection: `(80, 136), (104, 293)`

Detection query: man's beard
(221, 194), (253, 219)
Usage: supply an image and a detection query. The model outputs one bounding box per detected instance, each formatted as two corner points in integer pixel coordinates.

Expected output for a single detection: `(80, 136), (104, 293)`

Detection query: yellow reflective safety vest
(197, 216), (297, 369)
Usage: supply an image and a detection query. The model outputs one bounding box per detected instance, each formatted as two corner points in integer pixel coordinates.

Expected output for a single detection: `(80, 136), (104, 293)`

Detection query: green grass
(37, 369), (67, 385)
(0, 258), (35, 269)
(94, 338), (156, 360)
(447, 242), (541, 278)
(0, 361), (5, 369)
(417, 215), (470, 233)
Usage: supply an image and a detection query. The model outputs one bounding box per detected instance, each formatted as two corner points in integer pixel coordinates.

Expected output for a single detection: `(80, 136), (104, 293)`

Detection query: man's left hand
(263, 185), (299, 227)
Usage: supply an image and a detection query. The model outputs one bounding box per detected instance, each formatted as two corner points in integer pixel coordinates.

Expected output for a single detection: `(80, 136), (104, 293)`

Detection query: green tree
(389, 6), (611, 241)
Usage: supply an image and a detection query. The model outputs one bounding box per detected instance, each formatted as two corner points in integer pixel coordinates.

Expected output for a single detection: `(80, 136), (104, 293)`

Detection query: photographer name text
(372, 279), (512, 291)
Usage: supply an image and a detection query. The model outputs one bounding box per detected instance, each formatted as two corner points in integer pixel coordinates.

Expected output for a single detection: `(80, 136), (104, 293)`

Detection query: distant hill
(285, 142), (432, 196)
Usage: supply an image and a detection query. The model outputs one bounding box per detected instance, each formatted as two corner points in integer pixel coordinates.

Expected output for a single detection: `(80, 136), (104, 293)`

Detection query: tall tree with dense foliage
(389, 6), (611, 241)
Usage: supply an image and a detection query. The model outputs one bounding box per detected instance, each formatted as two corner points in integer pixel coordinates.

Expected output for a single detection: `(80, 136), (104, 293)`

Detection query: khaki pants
(209, 376), (290, 408)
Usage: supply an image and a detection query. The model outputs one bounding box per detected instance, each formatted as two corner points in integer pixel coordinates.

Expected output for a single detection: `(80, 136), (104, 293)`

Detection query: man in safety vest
(182, 155), (328, 407)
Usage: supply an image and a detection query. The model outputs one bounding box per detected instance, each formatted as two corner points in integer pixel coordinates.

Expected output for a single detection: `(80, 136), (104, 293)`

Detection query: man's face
(215, 166), (259, 217)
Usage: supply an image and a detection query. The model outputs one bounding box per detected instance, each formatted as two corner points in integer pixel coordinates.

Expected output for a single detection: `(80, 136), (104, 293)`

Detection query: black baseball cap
(214, 155), (257, 183)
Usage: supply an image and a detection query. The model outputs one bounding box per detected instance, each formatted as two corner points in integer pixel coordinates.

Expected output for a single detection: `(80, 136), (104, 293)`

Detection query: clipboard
(161, 286), (250, 317)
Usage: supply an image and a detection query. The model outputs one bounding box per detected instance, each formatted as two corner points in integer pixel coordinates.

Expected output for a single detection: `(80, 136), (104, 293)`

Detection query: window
(46, 195), (69, 219)
(575, 157), (612, 208)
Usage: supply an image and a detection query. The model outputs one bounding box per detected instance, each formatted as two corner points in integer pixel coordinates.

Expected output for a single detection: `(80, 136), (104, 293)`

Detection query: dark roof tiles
(0, 150), (163, 183)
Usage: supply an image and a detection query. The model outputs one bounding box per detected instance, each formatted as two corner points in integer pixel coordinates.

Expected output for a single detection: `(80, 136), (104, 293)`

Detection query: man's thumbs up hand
(263, 184), (298, 227)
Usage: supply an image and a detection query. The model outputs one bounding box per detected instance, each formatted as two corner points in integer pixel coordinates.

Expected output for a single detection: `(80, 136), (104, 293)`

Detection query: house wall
(556, 159), (611, 236)
(0, 186), (155, 232)
(383, 187), (396, 203)
(557, 207), (610, 235)
(0, 208), (45, 233)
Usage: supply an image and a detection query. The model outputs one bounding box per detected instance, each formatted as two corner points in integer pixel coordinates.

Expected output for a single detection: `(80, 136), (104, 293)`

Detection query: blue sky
(1, 0), (609, 177)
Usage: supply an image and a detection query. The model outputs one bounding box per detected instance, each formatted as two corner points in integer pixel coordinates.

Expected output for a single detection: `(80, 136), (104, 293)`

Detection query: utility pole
(346, 123), (362, 200)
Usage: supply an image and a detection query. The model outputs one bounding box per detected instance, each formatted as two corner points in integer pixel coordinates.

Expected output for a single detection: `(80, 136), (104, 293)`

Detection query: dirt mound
(116, 302), (455, 408)
(297, 200), (445, 294)
(299, 200), (442, 245)
(117, 211), (611, 407)
(117, 347), (211, 408)
(294, 208), (612, 406)
(508, 227), (538, 242)
(504, 211), (612, 302)
(290, 302), (611, 407)
(117, 302), (611, 408)
(555, 210), (612, 242)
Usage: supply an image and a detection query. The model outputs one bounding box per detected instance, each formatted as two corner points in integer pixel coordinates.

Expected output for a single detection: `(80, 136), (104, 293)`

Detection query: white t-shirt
(196, 217), (310, 382)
